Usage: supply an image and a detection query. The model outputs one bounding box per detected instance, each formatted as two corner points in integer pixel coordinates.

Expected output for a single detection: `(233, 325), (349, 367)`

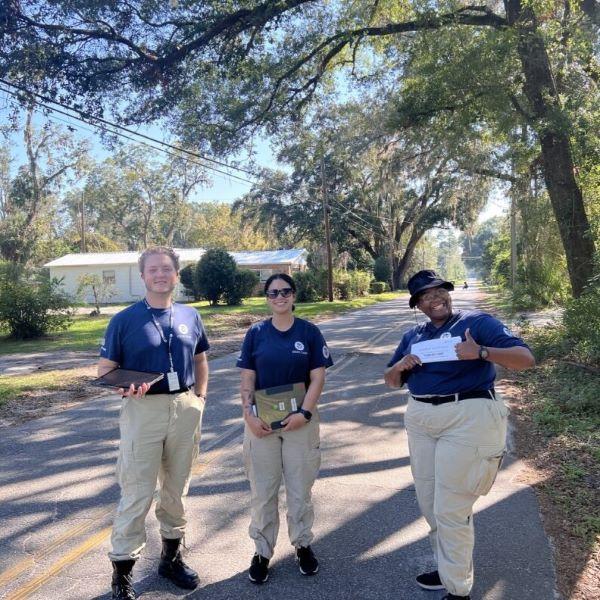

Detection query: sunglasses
(266, 287), (294, 299)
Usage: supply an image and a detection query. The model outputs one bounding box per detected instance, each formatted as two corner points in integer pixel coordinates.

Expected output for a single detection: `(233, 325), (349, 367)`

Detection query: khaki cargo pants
(109, 390), (204, 562)
(405, 395), (508, 597)
(243, 416), (321, 559)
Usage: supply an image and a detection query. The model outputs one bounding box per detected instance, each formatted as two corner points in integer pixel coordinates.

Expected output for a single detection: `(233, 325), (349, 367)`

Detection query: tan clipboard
(253, 382), (306, 429)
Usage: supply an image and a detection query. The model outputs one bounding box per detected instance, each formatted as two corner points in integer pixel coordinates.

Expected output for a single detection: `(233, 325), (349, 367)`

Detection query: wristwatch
(297, 408), (313, 422)
(478, 346), (490, 360)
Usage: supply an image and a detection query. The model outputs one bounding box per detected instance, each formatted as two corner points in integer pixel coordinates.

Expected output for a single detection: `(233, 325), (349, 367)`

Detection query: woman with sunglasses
(237, 273), (333, 584)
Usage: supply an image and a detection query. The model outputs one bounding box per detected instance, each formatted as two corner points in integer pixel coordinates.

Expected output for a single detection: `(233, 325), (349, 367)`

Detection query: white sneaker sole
(416, 581), (445, 590)
(248, 572), (269, 584)
(298, 564), (319, 576)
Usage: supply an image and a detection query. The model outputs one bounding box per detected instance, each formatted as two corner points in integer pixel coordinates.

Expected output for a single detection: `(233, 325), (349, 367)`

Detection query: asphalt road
(0, 289), (557, 599)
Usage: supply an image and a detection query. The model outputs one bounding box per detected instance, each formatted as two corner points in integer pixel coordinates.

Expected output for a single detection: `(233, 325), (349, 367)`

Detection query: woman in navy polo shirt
(384, 270), (535, 600)
(237, 273), (333, 584)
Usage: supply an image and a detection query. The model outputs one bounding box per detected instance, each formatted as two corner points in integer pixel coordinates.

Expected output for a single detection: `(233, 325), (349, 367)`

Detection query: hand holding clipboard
(91, 368), (164, 397)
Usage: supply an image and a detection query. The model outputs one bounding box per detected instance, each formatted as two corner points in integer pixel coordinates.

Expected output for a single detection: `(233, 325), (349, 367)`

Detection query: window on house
(102, 270), (116, 285)
(259, 269), (273, 282)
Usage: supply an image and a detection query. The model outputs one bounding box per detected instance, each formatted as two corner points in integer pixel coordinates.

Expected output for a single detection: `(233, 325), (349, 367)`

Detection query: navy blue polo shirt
(100, 301), (209, 394)
(387, 310), (529, 396)
(236, 317), (333, 390)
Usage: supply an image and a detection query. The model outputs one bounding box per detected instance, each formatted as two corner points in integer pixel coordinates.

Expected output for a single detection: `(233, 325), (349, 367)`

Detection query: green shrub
(295, 270), (322, 302)
(373, 256), (391, 284)
(337, 280), (352, 300)
(348, 270), (371, 297)
(225, 269), (259, 305)
(562, 286), (600, 366)
(0, 277), (74, 339)
(370, 281), (388, 294)
(315, 269), (371, 300)
(0, 260), (23, 284)
(195, 249), (237, 305)
(179, 264), (199, 300)
(334, 270), (371, 300)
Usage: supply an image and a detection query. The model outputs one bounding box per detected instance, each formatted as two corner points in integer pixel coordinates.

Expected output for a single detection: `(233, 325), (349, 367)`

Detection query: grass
(0, 368), (93, 407)
(474, 285), (599, 594)
(0, 292), (403, 355)
(510, 329), (600, 591)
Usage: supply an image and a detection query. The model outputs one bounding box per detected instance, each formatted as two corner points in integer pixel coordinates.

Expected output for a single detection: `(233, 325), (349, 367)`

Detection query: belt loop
(454, 393), (459, 403)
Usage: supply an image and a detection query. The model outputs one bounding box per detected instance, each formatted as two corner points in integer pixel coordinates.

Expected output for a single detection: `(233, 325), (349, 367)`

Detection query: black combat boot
(111, 559), (136, 600)
(157, 537), (200, 590)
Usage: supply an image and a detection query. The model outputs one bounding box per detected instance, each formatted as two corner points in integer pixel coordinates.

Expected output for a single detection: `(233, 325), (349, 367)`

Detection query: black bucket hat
(407, 270), (454, 308)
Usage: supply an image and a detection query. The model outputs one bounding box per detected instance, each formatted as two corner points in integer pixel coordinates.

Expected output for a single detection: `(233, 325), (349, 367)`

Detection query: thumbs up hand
(455, 327), (480, 360)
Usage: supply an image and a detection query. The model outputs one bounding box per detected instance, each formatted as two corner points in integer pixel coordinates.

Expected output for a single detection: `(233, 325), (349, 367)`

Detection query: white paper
(411, 336), (461, 363)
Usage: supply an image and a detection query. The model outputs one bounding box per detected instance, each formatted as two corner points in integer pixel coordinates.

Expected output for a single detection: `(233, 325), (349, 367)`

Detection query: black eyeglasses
(266, 287), (294, 299)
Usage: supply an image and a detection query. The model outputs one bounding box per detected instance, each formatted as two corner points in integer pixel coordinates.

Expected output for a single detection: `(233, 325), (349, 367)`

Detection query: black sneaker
(296, 546), (319, 575)
(416, 570), (445, 590)
(442, 595), (470, 599)
(248, 554), (269, 584)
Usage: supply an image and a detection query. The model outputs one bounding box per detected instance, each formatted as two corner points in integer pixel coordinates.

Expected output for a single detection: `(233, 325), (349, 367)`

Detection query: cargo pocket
(467, 444), (505, 496)
(116, 440), (138, 494)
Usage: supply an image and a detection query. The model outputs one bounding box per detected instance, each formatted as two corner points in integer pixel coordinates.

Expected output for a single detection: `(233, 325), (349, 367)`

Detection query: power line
(1, 85), (379, 238)
(0, 80), (464, 238)
(0, 78), (261, 178)
(0, 85), (268, 189)
(0, 79), (471, 234)
(1, 84), (384, 236)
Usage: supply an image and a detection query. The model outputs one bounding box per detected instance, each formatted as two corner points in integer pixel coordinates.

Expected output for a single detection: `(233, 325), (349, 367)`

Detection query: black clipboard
(91, 368), (164, 390)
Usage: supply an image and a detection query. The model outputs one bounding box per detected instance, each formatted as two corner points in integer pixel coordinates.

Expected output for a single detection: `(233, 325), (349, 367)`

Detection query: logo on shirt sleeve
(322, 345), (330, 359)
(503, 327), (514, 337)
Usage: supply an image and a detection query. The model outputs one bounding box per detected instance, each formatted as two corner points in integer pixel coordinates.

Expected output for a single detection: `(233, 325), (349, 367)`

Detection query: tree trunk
(393, 227), (425, 288)
(506, 0), (596, 297)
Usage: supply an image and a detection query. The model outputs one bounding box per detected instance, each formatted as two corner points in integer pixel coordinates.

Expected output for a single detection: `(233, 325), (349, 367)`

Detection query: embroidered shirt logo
(322, 345), (330, 359)
(178, 324), (189, 335)
(440, 332), (452, 339)
(294, 341), (305, 351)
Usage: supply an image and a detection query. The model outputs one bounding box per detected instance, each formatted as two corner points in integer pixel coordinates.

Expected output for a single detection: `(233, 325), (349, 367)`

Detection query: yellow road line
(6, 312), (399, 597)
(0, 507), (114, 588)
(7, 440), (237, 598)
(9, 527), (112, 600)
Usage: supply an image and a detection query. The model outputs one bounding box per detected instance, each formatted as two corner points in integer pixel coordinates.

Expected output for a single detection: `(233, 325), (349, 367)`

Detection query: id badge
(167, 371), (180, 392)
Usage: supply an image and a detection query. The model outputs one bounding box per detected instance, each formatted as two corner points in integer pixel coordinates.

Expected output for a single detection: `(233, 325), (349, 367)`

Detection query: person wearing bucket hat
(384, 269), (535, 600)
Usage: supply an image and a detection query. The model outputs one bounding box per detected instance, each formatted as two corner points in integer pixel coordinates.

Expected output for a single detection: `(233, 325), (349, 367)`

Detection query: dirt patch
(205, 313), (265, 330)
(499, 375), (599, 600)
(0, 366), (101, 428)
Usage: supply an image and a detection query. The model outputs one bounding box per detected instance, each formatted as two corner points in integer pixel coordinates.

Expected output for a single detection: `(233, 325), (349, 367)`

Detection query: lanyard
(144, 299), (175, 373)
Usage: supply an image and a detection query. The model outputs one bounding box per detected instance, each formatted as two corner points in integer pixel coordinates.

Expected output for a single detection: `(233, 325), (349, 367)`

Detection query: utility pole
(388, 201), (396, 291)
(321, 157), (334, 302)
(80, 190), (87, 253)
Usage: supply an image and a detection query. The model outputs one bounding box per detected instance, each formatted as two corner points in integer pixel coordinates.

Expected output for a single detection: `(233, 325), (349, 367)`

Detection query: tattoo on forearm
(241, 387), (255, 417)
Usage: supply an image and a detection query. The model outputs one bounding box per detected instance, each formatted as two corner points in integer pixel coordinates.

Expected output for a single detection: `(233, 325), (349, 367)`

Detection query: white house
(44, 248), (308, 304)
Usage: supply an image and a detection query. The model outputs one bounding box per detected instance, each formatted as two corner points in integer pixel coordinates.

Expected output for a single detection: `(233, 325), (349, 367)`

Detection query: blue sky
(0, 89), (277, 204)
(0, 89), (506, 220)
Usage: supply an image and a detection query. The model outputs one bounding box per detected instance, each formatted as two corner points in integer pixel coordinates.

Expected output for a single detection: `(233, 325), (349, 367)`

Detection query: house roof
(44, 248), (307, 268)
